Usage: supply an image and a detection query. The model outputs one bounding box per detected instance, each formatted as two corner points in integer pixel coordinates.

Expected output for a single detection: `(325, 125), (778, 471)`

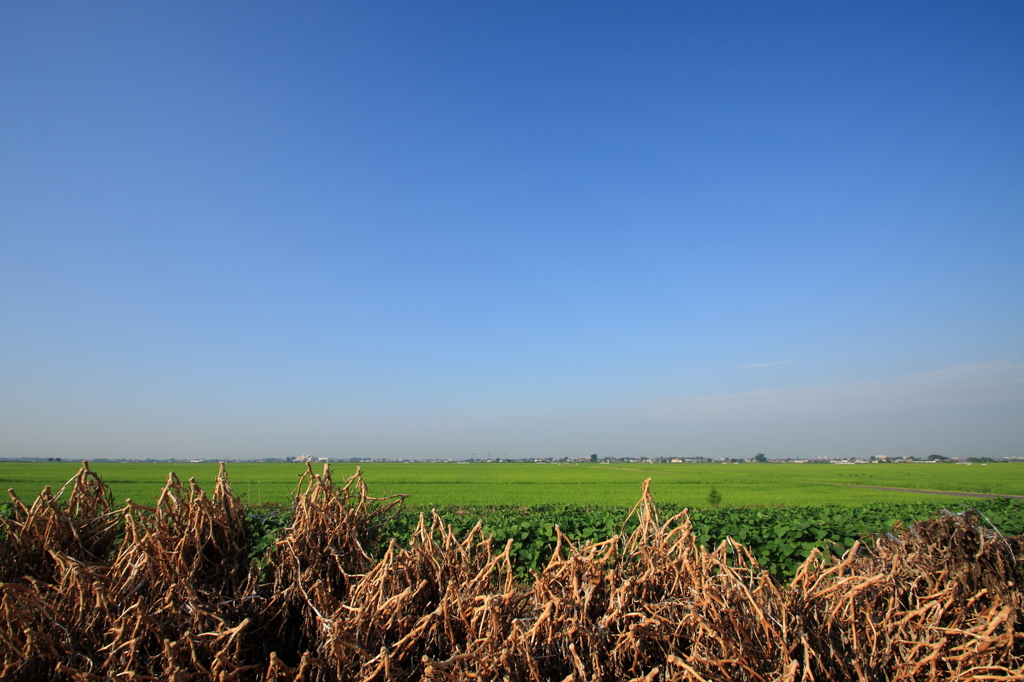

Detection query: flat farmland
(1, 460), (1021, 508)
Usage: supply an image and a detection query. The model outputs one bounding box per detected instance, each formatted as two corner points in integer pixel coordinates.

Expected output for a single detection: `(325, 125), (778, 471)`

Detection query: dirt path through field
(839, 484), (1024, 500)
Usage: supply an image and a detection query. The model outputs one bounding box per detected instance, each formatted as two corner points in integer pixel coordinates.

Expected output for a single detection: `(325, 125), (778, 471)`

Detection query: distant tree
(47, 457), (54, 462)
(590, 454), (598, 463)
(754, 453), (768, 463)
(707, 486), (722, 507)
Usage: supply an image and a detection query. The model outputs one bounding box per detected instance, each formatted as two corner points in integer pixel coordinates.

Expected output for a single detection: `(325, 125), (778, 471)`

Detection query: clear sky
(1, 2), (1021, 461)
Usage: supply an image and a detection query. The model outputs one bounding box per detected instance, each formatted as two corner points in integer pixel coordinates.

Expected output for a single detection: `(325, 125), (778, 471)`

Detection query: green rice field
(1, 460), (1021, 508)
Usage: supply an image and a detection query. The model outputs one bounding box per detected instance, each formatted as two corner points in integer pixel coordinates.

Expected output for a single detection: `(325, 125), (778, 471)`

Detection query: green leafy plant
(375, 497), (1024, 581)
(244, 505), (291, 577)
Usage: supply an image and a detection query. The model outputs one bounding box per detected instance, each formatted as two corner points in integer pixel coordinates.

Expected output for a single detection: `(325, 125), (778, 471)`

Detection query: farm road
(840, 484), (1024, 500)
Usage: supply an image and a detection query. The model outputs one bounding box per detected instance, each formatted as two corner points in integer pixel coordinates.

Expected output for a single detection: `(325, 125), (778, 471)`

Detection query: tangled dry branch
(1, 464), (1021, 681)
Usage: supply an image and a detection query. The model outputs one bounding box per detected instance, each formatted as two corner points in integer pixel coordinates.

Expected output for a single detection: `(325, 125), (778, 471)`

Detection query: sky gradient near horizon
(2, 2), (1022, 461)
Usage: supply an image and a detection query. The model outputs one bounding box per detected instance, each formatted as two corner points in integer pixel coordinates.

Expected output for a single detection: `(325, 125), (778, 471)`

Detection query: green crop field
(1, 460), (1021, 508)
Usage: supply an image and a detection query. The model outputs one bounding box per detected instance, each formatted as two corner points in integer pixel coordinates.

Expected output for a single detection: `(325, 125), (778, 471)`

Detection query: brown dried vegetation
(1, 463), (1022, 681)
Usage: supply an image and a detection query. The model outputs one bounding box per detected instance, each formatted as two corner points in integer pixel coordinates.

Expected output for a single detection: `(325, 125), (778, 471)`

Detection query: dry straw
(1, 463), (1021, 680)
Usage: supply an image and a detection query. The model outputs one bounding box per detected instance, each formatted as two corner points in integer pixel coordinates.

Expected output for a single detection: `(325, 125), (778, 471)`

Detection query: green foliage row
(240, 497), (1024, 582)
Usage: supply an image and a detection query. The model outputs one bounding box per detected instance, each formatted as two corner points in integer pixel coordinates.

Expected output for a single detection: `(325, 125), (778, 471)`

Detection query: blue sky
(1, 2), (1021, 460)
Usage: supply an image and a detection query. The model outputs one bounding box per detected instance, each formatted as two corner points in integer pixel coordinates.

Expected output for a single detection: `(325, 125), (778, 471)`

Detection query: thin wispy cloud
(744, 361), (795, 369)
(628, 361), (1024, 460)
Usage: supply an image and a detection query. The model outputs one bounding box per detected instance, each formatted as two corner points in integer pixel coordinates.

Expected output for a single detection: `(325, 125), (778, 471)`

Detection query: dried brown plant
(1, 463), (1021, 682)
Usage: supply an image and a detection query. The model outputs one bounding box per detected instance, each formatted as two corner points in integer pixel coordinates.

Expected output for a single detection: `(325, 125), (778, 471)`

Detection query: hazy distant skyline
(2, 3), (1022, 461)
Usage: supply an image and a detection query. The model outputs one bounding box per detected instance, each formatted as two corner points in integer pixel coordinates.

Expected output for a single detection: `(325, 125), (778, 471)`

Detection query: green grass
(1, 460), (1021, 508)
